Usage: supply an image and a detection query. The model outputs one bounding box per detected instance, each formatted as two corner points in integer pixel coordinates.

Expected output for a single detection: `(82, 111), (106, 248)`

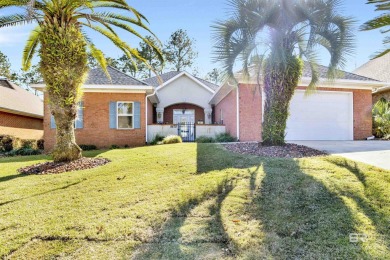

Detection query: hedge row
(0, 135), (44, 153)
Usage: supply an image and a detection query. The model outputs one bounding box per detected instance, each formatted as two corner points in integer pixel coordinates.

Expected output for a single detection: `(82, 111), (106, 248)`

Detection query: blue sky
(0, 0), (386, 77)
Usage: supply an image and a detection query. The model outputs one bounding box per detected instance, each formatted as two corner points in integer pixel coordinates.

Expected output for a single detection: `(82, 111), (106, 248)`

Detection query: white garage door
(285, 90), (353, 141)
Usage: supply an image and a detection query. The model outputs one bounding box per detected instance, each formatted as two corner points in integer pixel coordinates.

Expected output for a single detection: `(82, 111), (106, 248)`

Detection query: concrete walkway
(290, 141), (390, 170)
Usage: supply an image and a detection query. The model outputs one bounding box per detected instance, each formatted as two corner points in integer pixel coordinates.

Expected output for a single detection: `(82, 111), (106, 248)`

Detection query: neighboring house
(210, 64), (386, 141)
(354, 52), (390, 103)
(0, 78), (43, 140)
(33, 67), (224, 150)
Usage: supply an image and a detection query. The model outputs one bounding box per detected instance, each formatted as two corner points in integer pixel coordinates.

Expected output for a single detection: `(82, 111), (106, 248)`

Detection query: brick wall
(163, 103), (204, 124)
(216, 85), (373, 141)
(44, 92), (147, 151)
(214, 89), (237, 138)
(352, 89), (373, 139)
(0, 111), (43, 139)
(239, 84), (262, 142)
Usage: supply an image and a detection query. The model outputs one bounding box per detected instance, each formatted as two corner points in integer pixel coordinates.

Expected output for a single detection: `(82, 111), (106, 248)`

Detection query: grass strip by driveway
(0, 143), (389, 259)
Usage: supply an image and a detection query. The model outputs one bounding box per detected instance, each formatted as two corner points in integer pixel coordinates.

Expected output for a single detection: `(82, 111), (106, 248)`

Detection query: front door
(174, 109), (195, 142)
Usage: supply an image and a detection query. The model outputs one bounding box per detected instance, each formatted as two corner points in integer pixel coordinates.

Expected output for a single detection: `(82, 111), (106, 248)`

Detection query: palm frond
(361, 14), (390, 31)
(87, 42), (110, 79)
(0, 14), (32, 28)
(22, 26), (41, 71)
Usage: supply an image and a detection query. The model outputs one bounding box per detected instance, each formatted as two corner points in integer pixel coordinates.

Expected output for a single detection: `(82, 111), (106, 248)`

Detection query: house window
(117, 102), (134, 129)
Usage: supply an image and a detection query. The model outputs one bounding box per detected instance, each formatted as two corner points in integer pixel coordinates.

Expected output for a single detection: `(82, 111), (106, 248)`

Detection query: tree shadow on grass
(196, 143), (253, 174)
(244, 157), (385, 259)
(133, 143), (385, 258)
(0, 180), (85, 207)
(0, 173), (28, 183)
(324, 157), (390, 252)
(131, 178), (236, 259)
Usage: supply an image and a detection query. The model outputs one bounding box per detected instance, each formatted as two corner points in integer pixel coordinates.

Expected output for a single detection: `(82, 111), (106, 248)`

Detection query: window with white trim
(117, 102), (134, 129)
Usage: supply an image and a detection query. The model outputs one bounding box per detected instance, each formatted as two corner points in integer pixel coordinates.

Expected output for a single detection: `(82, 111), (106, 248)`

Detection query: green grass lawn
(0, 143), (389, 259)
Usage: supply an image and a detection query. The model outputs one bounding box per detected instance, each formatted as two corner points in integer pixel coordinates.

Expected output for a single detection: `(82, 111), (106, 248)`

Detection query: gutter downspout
(145, 89), (157, 144)
(236, 84), (240, 141)
(227, 81), (240, 141)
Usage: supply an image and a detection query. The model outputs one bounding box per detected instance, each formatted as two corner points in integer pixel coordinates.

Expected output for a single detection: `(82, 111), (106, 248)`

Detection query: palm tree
(0, 0), (162, 162)
(213, 0), (354, 145)
(361, 0), (390, 58)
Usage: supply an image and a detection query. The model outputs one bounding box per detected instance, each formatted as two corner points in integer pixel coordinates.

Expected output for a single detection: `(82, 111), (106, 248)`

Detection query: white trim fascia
(0, 107), (43, 119)
(299, 77), (386, 89)
(146, 91), (160, 104)
(155, 71), (215, 94)
(208, 84), (224, 104)
(31, 84), (154, 93)
(209, 82), (237, 105)
(373, 85), (390, 94)
(235, 78), (386, 90)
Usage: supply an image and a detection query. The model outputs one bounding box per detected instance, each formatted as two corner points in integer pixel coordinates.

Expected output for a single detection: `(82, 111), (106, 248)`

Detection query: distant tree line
(0, 29), (224, 92)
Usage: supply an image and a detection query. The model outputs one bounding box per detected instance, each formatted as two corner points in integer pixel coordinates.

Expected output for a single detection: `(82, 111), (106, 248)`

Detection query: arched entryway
(156, 103), (212, 125)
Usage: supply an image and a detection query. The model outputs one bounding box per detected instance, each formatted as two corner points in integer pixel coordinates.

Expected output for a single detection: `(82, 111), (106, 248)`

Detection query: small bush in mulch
(162, 135), (182, 144)
(79, 144), (97, 151)
(224, 142), (327, 158)
(18, 157), (111, 175)
(6, 148), (42, 157)
(215, 132), (237, 143)
(196, 136), (215, 143)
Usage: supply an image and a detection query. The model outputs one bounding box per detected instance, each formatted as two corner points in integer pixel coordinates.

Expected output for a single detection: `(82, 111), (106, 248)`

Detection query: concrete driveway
(290, 141), (390, 170)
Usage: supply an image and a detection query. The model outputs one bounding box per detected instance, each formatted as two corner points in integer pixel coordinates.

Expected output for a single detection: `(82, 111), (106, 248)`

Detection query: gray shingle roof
(0, 79), (43, 118)
(302, 62), (379, 82)
(144, 71), (219, 91)
(85, 66), (148, 85)
(353, 52), (390, 82)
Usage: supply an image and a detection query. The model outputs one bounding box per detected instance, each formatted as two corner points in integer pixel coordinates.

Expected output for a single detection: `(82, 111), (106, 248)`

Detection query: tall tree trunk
(39, 23), (88, 162)
(262, 56), (303, 146)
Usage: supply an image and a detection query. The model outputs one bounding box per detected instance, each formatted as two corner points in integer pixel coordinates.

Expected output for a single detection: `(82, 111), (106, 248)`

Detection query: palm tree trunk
(262, 56), (303, 146)
(39, 24), (88, 162)
(51, 107), (81, 162)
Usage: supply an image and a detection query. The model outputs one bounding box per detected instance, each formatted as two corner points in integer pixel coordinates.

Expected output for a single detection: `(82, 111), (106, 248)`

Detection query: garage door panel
(285, 90), (353, 141)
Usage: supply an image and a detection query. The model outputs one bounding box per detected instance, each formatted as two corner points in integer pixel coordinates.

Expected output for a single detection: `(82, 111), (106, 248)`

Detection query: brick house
(354, 52), (390, 103)
(0, 78), (43, 139)
(34, 63), (385, 150)
(33, 67), (223, 150)
(210, 64), (385, 141)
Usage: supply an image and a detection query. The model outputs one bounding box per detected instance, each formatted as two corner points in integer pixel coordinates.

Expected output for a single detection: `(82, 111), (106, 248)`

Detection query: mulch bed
(223, 142), (327, 158)
(18, 157), (111, 175)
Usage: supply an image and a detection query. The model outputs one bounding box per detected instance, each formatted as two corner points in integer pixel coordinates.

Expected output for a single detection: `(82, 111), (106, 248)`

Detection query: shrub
(79, 144), (97, 151)
(0, 135), (21, 152)
(215, 132), (237, 143)
(21, 139), (38, 150)
(373, 98), (390, 139)
(5, 148), (42, 157)
(150, 134), (165, 145)
(37, 139), (44, 150)
(162, 135), (182, 144)
(196, 136), (215, 143)
(110, 144), (120, 149)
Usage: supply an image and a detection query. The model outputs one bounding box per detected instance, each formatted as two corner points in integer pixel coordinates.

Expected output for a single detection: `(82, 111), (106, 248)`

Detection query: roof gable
(0, 79), (43, 118)
(354, 52), (390, 82)
(145, 71), (219, 91)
